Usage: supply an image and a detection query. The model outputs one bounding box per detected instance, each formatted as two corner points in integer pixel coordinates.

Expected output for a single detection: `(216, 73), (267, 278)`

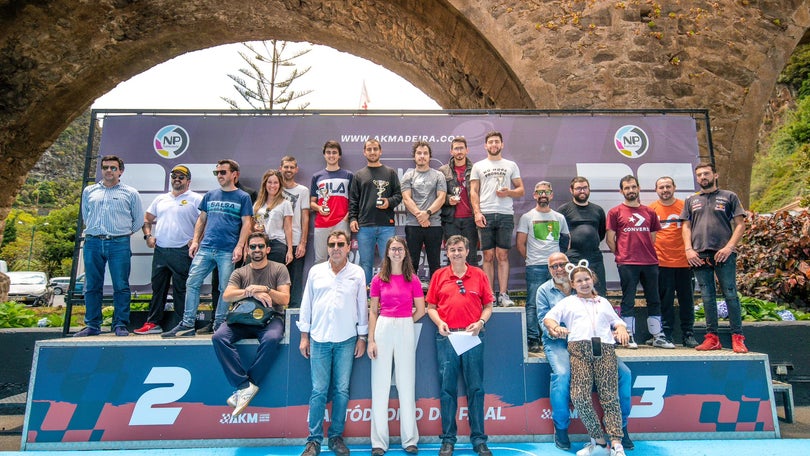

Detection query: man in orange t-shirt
(649, 177), (697, 348)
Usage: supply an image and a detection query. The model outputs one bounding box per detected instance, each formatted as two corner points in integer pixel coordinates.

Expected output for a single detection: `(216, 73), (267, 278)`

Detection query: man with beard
(682, 163), (748, 353)
(606, 175), (672, 349)
(516, 181), (569, 352)
(536, 252), (634, 451)
(469, 131), (525, 307)
(162, 159), (254, 337)
(136, 165), (202, 334)
(349, 139), (403, 288)
(213, 232), (291, 416)
(438, 137), (479, 266)
(280, 155), (310, 308)
(557, 176), (608, 296)
(648, 176), (697, 348)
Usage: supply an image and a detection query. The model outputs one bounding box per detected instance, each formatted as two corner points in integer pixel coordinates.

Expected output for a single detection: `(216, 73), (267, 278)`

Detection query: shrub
(0, 301), (39, 328)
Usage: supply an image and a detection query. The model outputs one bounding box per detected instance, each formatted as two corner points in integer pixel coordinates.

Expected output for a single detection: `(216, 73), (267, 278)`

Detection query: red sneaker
(732, 334), (748, 353)
(134, 322), (162, 335)
(695, 333), (722, 351)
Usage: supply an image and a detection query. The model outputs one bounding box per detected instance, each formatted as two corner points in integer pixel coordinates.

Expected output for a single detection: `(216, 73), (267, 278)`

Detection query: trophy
(318, 186), (331, 214)
(496, 174), (507, 191)
(373, 179), (389, 207)
(253, 212), (267, 232)
(451, 186), (461, 202)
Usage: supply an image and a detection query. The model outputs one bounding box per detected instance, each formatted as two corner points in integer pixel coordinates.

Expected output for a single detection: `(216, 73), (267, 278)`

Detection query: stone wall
(1, 0), (809, 230)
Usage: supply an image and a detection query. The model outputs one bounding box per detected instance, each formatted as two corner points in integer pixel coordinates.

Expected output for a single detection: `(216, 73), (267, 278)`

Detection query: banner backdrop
(23, 310), (778, 450)
(90, 111), (703, 290)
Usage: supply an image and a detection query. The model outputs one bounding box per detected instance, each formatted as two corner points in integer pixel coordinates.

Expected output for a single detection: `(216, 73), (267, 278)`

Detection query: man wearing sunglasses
(74, 155), (143, 337)
(298, 230), (368, 456)
(426, 235), (495, 456)
(163, 159), (254, 338)
(135, 165), (202, 335)
(516, 181), (570, 353)
(536, 253), (634, 451)
(213, 232), (291, 417)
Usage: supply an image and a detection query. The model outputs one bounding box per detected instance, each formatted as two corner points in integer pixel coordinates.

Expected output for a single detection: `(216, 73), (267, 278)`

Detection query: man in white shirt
(136, 165), (202, 334)
(298, 230), (368, 456)
(281, 155), (310, 308)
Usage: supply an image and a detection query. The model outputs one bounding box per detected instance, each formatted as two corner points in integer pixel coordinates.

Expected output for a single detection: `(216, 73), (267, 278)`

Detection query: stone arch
(3, 0), (810, 229)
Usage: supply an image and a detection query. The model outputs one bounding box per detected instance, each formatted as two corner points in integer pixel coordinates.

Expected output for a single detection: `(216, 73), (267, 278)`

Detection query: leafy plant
(0, 301), (39, 328)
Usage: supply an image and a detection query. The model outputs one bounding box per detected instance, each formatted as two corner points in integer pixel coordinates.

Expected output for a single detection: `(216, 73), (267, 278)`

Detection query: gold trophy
(373, 179), (389, 207)
(318, 186), (331, 214)
(253, 212), (267, 232)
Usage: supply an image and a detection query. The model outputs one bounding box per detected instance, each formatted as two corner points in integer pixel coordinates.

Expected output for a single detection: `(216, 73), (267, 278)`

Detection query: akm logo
(614, 125), (649, 159)
(154, 125), (190, 158)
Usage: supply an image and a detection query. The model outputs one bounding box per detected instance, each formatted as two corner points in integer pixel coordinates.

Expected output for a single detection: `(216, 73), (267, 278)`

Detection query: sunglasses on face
(101, 165), (118, 171)
(212, 169), (229, 176)
(327, 241), (347, 248)
(535, 190), (552, 195)
(248, 244), (266, 250)
(550, 263), (567, 270)
(456, 279), (466, 295)
(170, 173), (187, 180)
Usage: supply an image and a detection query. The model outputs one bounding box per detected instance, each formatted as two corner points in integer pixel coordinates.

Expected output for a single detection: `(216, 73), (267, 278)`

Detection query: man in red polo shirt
(427, 235), (495, 456)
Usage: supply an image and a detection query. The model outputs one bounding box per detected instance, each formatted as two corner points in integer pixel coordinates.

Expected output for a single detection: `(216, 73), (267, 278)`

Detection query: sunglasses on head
(327, 241), (347, 248)
(248, 244), (266, 250)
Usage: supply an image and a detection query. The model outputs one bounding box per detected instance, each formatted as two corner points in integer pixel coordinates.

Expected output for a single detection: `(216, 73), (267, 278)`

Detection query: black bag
(226, 297), (279, 327)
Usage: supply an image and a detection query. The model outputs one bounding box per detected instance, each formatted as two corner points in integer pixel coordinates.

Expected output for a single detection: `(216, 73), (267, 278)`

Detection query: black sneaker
(328, 436), (350, 456)
(196, 323), (215, 335)
(682, 333), (699, 348)
(438, 442), (454, 456)
(528, 339), (542, 353)
(622, 425), (635, 450)
(161, 323), (196, 338)
(301, 441), (321, 456)
(554, 426), (571, 450)
(473, 442), (492, 456)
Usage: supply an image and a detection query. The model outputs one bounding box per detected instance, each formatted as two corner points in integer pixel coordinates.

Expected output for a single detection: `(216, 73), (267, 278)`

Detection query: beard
(574, 192), (589, 203)
(699, 179), (715, 190)
(553, 275), (571, 292)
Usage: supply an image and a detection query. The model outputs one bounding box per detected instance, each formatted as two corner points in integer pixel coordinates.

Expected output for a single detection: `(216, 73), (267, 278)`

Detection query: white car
(8, 271), (54, 307)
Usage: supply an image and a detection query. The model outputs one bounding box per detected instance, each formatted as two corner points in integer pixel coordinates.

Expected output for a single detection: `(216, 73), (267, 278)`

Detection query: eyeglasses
(550, 263), (567, 270)
(212, 169), (229, 176)
(248, 244), (266, 250)
(170, 173), (188, 180)
(389, 247), (405, 253)
(535, 190), (552, 195)
(572, 186), (589, 192)
(101, 165), (118, 171)
(455, 279), (466, 295)
(327, 241), (347, 248)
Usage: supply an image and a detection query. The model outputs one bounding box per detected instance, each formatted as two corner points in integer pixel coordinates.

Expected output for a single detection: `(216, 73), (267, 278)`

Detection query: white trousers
(370, 315), (419, 450)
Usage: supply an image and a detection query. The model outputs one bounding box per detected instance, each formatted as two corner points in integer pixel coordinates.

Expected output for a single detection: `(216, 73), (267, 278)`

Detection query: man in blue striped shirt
(75, 155), (143, 337)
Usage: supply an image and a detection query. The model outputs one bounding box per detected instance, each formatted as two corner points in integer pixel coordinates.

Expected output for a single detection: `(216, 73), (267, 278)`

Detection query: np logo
(154, 125), (190, 158)
(628, 212), (646, 227)
(614, 125), (649, 159)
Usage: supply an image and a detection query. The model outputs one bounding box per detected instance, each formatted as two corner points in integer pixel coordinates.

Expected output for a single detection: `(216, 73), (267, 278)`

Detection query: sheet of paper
(448, 331), (481, 356)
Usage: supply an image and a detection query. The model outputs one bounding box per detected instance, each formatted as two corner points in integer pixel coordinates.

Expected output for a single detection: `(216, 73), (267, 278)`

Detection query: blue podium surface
(22, 309), (779, 450)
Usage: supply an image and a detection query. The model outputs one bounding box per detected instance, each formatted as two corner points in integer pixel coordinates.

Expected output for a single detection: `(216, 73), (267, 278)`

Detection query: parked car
(8, 271), (53, 307)
(72, 273), (85, 296)
(49, 276), (70, 295)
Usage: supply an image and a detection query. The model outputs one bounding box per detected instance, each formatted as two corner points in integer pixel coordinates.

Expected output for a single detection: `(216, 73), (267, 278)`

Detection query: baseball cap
(171, 165), (191, 177)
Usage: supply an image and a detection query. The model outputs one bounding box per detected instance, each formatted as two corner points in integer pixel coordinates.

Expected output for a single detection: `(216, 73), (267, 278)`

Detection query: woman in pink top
(368, 236), (427, 455)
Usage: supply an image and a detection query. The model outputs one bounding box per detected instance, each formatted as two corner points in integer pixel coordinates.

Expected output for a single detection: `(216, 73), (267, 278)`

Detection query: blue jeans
(356, 226), (395, 287)
(693, 251), (742, 335)
(543, 336), (632, 430)
(307, 336), (357, 443)
(436, 332), (487, 446)
(182, 247), (235, 327)
(83, 236), (132, 330)
(525, 265), (551, 342)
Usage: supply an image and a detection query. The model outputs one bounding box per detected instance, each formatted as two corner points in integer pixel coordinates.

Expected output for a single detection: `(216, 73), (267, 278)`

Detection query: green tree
(221, 40), (313, 110)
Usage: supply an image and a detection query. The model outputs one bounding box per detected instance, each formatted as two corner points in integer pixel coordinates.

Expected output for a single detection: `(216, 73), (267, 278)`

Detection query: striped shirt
(81, 181), (143, 236)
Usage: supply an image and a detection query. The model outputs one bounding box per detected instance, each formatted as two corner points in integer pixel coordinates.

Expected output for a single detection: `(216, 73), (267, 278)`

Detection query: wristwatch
(143, 234), (152, 240)
(426, 209), (433, 216)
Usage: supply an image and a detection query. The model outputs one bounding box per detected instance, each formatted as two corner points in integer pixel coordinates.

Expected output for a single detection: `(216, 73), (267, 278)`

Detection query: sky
(93, 42), (440, 111)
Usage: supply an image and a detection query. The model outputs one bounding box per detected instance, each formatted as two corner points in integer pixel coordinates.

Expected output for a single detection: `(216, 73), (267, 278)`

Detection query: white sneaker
(226, 391), (238, 408)
(610, 443), (626, 456)
(623, 334), (638, 349)
(576, 441), (610, 456)
(498, 293), (515, 307)
(232, 382), (259, 416)
(652, 334), (675, 349)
